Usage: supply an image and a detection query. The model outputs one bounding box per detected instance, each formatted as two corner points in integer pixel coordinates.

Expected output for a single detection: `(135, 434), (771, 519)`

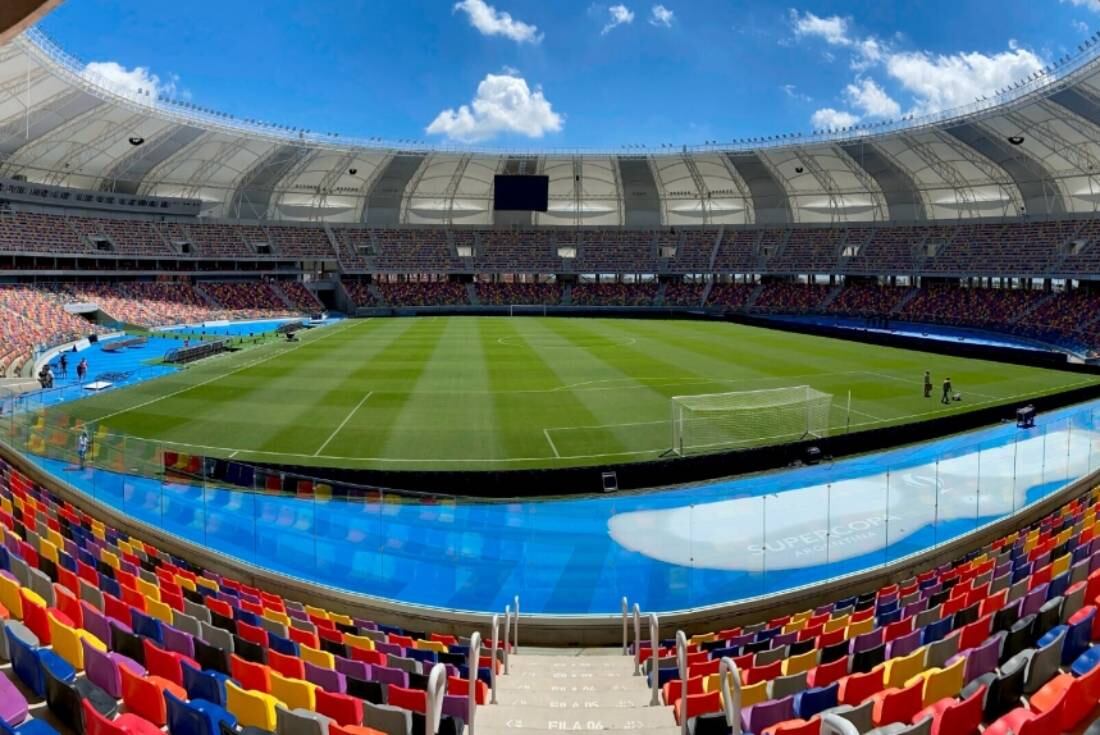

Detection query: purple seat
(162, 624), (195, 658)
(305, 661), (346, 693)
(963, 632), (1003, 683)
(287, 608), (309, 622)
(851, 629), (884, 654)
(1021, 584), (1049, 617)
(81, 603), (114, 648)
(773, 632), (798, 648)
(334, 656), (369, 680)
(902, 600), (928, 619)
(728, 633), (754, 649)
(83, 640), (145, 699)
(886, 629), (923, 659)
(441, 694), (468, 721)
(741, 695), (796, 734)
(375, 642), (403, 657)
(370, 666), (407, 688)
(0, 667), (29, 725)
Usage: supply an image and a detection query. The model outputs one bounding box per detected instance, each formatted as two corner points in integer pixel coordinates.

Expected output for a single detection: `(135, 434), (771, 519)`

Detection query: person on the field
(942, 377), (952, 404)
(77, 430), (89, 469)
(76, 358), (87, 383)
(59, 353), (68, 378)
(923, 371), (932, 398)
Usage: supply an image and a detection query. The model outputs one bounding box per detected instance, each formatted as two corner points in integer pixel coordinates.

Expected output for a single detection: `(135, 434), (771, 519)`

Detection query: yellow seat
(880, 647), (926, 689)
(263, 609), (291, 627)
(782, 649), (818, 676)
(414, 639), (447, 653)
(344, 634), (374, 652)
(823, 615), (850, 634)
(782, 619), (807, 635)
(329, 613), (353, 627)
(100, 550), (119, 571)
(729, 680), (769, 708)
(137, 578), (161, 602)
(269, 671), (317, 711)
(146, 598), (174, 624)
(1052, 553), (1072, 579)
(910, 657), (965, 706)
(299, 645), (334, 670)
(690, 633), (717, 645)
(226, 681), (282, 731)
(196, 577), (219, 592)
(49, 613), (105, 670)
(0, 575), (24, 619)
(846, 616), (875, 639)
(304, 605), (329, 621)
(174, 576), (197, 592)
(37, 539), (58, 564)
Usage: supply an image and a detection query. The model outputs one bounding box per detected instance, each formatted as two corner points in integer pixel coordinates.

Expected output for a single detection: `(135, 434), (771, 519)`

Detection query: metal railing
(675, 630), (688, 735)
(718, 657), (742, 735)
(467, 631), (483, 735)
(425, 663), (448, 735)
(648, 612), (660, 706)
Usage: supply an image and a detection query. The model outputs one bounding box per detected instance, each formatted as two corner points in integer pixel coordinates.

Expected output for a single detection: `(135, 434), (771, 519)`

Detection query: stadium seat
(226, 680), (281, 731)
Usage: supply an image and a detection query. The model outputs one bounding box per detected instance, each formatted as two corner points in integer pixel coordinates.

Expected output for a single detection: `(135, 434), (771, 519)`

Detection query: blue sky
(36, 0), (1100, 150)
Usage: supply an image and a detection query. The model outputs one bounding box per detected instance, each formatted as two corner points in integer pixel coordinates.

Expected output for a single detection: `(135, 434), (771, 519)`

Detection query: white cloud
(603, 4), (635, 34)
(886, 47), (1045, 114)
(82, 61), (177, 100)
(649, 4), (674, 27)
(1063, 0), (1100, 13)
(426, 72), (563, 142)
(811, 108), (859, 130)
(844, 78), (900, 119)
(790, 10), (851, 46)
(782, 84), (811, 102)
(1073, 19), (1091, 34)
(453, 0), (542, 44)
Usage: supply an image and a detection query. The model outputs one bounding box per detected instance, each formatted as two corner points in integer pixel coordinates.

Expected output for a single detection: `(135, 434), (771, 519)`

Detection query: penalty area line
(543, 428), (562, 458)
(314, 391), (373, 457)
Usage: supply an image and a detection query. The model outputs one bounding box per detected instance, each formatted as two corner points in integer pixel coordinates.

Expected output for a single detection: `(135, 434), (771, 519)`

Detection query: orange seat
(838, 669), (883, 706)
(316, 690), (364, 727)
(230, 654), (273, 694)
(983, 699), (1065, 735)
(1029, 661), (1100, 731)
(673, 691), (721, 725)
(763, 719), (818, 735)
(120, 665), (185, 727)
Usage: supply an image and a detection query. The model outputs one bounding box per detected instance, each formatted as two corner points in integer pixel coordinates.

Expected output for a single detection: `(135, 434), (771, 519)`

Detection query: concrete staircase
(477, 649), (678, 735)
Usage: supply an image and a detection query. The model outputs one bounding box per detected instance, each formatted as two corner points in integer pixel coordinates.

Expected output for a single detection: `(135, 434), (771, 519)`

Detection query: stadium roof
(4, 28), (1100, 226)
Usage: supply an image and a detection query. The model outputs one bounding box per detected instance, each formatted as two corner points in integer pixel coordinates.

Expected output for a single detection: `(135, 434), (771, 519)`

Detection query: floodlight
(128, 136), (145, 146)
(1007, 135), (1025, 145)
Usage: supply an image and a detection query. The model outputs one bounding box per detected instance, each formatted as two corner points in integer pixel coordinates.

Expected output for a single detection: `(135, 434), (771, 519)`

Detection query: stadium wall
(3, 421), (1097, 645)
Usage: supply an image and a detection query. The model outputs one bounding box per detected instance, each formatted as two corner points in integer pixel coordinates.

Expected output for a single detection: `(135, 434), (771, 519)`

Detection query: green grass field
(48, 317), (1100, 470)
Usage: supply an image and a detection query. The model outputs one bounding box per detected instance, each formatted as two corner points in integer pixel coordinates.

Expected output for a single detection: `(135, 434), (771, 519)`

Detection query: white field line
(90, 320), (359, 425)
(543, 428), (561, 458)
(314, 392), (373, 457)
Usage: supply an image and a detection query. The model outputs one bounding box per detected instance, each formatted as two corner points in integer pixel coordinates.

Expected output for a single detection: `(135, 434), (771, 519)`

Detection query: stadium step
(477, 649), (679, 735)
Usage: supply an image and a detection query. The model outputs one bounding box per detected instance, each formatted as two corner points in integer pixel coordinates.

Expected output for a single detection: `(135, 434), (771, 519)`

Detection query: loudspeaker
(601, 471), (619, 493)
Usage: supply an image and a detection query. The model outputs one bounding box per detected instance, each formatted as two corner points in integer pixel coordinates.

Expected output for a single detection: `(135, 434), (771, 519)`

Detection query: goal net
(671, 385), (832, 456)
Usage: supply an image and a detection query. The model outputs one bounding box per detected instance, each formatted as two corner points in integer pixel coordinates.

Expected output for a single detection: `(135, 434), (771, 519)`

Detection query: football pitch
(49, 317), (1100, 470)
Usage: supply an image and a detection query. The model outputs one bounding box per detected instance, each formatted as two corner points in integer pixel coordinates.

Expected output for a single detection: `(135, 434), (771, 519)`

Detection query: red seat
(838, 669), (884, 706)
(912, 685), (984, 735)
(1029, 660), (1100, 731)
(447, 676), (488, 706)
(316, 690), (364, 727)
(230, 653), (273, 693)
(267, 649), (306, 680)
(387, 685), (426, 714)
(870, 681), (924, 727)
(984, 699), (1064, 735)
(673, 691), (721, 725)
(808, 657), (848, 688)
(143, 639), (197, 688)
(119, 666), (185, 727)
(764, 718), (819, 734)
(82, 699), (161, 735)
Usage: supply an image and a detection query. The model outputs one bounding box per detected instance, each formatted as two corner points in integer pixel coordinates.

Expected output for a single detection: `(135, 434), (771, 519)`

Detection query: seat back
(120, 664), (167, 726)
(226, 680), (279, 731)
(1025, 629), (1064, 694)
(363, 702), (411, 735)
(276, 707), (329, 735)
(81, 699), (125, 735)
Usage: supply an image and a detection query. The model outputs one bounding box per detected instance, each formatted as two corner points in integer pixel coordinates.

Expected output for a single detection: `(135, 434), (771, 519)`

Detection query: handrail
(819, 714), (860, 735)
(502, 604), (512, 676)
(621, 597), (629, 655)
(675, 631), (688, 735)
(425, 663), (448, 735)
(513, 595), (520, 654)
(648, 612), (660, 706)
(489, 614), (500, 705)
(632, 603), (642, 676)
(468, 631), (483, 735)
(718, 657), (742, 734)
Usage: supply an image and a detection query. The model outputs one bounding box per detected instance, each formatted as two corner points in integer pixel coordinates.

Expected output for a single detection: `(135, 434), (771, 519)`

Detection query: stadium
(2, 1), (1100, 733)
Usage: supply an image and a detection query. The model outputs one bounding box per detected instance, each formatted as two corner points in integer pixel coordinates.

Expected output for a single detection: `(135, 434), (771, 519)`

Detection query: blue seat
(1071, 645), (1100, 677)
(99, 577), (120, 600)
(181, 661), (229, 707)
(0, 718), (60, 735)
(1063, 609), (1097, 664)
(922, 616), (954, 645)
(406, 649), (437, 664)
(131, 610), (164, 644)
(876, 608), (902, 626)
(165, 689), (236, 735)
(267, 633), (298, 657)
(232, 610), (259, 627)
(6, 626), (45, 698)
(1048, 574), (1070, 600)
(794, 683), (838, 719)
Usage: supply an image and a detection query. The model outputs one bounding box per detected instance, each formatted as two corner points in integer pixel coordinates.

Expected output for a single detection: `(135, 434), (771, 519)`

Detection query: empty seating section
(0, 455), (497, 735)
(265, 227), (334, 259)
(663, 283), (707, 307)
(576, 232), (658, 273)
(68, 217), (172, 256)
(342, 282), (379, 308)
(184, 224), (253, 258)
(331, 230), (371, 272)
(373, 231), (463, 272)
(0, 211), (86, 254)
(570, 283), (658, 306)
(475, 283), (562, 305)
(198, 283), (297, 319)
(751, 283), (833, 313)
(0, 286), (102, 374)
(706, 283), (755, 308)
(277, 282), (323, 311)
(827, 285), (911, 316)
(899, 288), (1041, 332)
(654, 482), (1100, 735)
(375, 282), (467, 307)
(478, 231), (560, 273)
(769, 229), (844, 274)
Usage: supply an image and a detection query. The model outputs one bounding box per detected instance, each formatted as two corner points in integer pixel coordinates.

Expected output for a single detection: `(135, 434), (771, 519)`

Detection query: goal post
(670, 385), (833, 456)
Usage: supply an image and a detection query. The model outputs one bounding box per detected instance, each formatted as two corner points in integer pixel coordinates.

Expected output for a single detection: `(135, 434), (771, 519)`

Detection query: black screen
(494, 175), (549, 211)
